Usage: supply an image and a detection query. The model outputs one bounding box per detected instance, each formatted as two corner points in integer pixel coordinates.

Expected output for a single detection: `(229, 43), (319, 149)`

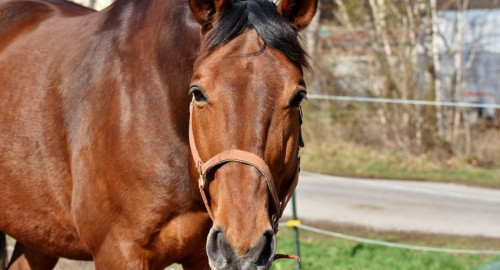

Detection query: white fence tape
(307, 94), (500, 109)
(280, 222), (500, 255)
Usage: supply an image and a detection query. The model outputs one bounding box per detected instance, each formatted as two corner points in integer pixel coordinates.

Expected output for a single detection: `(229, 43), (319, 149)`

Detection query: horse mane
(205, 0), (309, 70)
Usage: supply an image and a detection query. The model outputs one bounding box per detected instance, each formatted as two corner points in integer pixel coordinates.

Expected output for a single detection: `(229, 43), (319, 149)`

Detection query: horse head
(188, 0), (317, 269)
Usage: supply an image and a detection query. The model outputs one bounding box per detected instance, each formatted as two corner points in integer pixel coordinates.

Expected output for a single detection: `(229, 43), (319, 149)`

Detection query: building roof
(438, 0), (500, 10)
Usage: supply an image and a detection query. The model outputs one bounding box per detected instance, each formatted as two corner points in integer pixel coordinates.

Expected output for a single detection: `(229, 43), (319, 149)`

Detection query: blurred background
(299, 0), (500, 187)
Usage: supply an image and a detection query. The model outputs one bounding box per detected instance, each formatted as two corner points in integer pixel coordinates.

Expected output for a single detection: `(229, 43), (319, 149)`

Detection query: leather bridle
(188, 101), (303, 232)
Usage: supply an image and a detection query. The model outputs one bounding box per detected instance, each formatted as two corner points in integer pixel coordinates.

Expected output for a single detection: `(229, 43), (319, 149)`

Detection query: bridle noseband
(188, 101), (302, 232)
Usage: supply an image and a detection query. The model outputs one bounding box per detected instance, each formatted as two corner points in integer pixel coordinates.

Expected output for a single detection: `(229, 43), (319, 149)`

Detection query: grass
(272, 225), (500, 270)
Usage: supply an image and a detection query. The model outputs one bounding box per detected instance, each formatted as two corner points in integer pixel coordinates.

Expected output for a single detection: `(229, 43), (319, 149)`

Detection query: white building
(438, 9), (500, 119)
(71, 0), (112, 10)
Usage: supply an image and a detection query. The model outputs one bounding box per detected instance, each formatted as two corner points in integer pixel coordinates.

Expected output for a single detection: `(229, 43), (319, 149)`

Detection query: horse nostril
(217, 230), (234, 260)
(248, 230), (276, 266)
(206, 229), (235, 267)
(207, 229), (276, 269)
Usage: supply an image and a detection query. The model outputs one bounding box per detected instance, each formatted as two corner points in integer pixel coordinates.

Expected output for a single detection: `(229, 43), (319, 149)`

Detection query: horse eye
(290, 90), (307, 108)
(189, 85), (208, 103)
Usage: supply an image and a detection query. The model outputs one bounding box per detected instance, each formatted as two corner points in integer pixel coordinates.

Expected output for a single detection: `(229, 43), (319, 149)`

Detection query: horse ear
(189, 0), (228, 30)
(277, 0), (318, 30)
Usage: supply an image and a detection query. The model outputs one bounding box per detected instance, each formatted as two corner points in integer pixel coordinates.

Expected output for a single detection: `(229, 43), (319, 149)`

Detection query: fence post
(292, 192), (301, 270)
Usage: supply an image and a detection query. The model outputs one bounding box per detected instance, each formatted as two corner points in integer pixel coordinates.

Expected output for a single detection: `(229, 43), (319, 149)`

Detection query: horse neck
(69, 0), (204, 202)
(101, 0), (201, 97)
(103, 0), (201, 50)
(94, 0), (201, 129)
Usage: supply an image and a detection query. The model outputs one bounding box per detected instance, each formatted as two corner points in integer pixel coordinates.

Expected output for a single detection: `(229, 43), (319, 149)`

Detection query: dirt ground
(54, 260), (181, 270)
(6, 239), (181, 270)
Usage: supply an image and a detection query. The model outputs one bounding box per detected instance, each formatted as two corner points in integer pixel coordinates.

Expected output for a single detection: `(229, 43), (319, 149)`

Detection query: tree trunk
(429, 0), (444, 139)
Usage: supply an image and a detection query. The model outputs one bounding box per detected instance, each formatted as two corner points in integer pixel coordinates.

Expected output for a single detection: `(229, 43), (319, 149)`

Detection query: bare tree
(324, 0), (492, 157)
(429, 0), (444, 138)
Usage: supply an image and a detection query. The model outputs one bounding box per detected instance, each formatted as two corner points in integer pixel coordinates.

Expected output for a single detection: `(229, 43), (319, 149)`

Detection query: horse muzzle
(206, 227), (276, 270)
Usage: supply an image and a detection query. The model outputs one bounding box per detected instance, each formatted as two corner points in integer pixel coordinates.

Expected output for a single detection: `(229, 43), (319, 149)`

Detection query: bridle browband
(188, 101), (303, 232)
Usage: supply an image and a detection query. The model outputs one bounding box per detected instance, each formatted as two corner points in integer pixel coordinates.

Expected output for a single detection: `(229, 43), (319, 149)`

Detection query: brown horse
(0, 0), (316, 269)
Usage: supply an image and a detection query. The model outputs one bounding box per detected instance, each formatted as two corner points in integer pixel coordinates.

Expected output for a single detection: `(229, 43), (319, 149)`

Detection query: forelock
(203, 0), (309, 70)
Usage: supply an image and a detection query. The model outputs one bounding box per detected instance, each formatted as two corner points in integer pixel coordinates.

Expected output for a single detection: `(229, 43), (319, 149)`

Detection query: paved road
(283, 172), (500, 238)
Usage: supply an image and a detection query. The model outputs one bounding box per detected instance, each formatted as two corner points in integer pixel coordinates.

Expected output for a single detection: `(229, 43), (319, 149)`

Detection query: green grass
(272, 227), (500, 270)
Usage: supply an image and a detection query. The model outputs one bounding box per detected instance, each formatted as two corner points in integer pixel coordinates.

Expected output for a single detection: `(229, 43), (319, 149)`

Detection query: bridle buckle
(199, 174), (206, 190)
(197, 161), (205, 190)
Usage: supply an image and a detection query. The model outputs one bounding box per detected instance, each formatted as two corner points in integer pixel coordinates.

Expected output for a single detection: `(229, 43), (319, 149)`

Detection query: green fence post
(292, 192), (301, 270)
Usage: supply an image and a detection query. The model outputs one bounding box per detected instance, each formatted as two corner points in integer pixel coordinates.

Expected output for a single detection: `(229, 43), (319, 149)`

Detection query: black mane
(205, 0), (309, 70)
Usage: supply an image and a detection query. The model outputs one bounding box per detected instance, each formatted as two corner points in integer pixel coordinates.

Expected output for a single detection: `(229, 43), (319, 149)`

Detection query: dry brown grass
(300, 101), (500, 187)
